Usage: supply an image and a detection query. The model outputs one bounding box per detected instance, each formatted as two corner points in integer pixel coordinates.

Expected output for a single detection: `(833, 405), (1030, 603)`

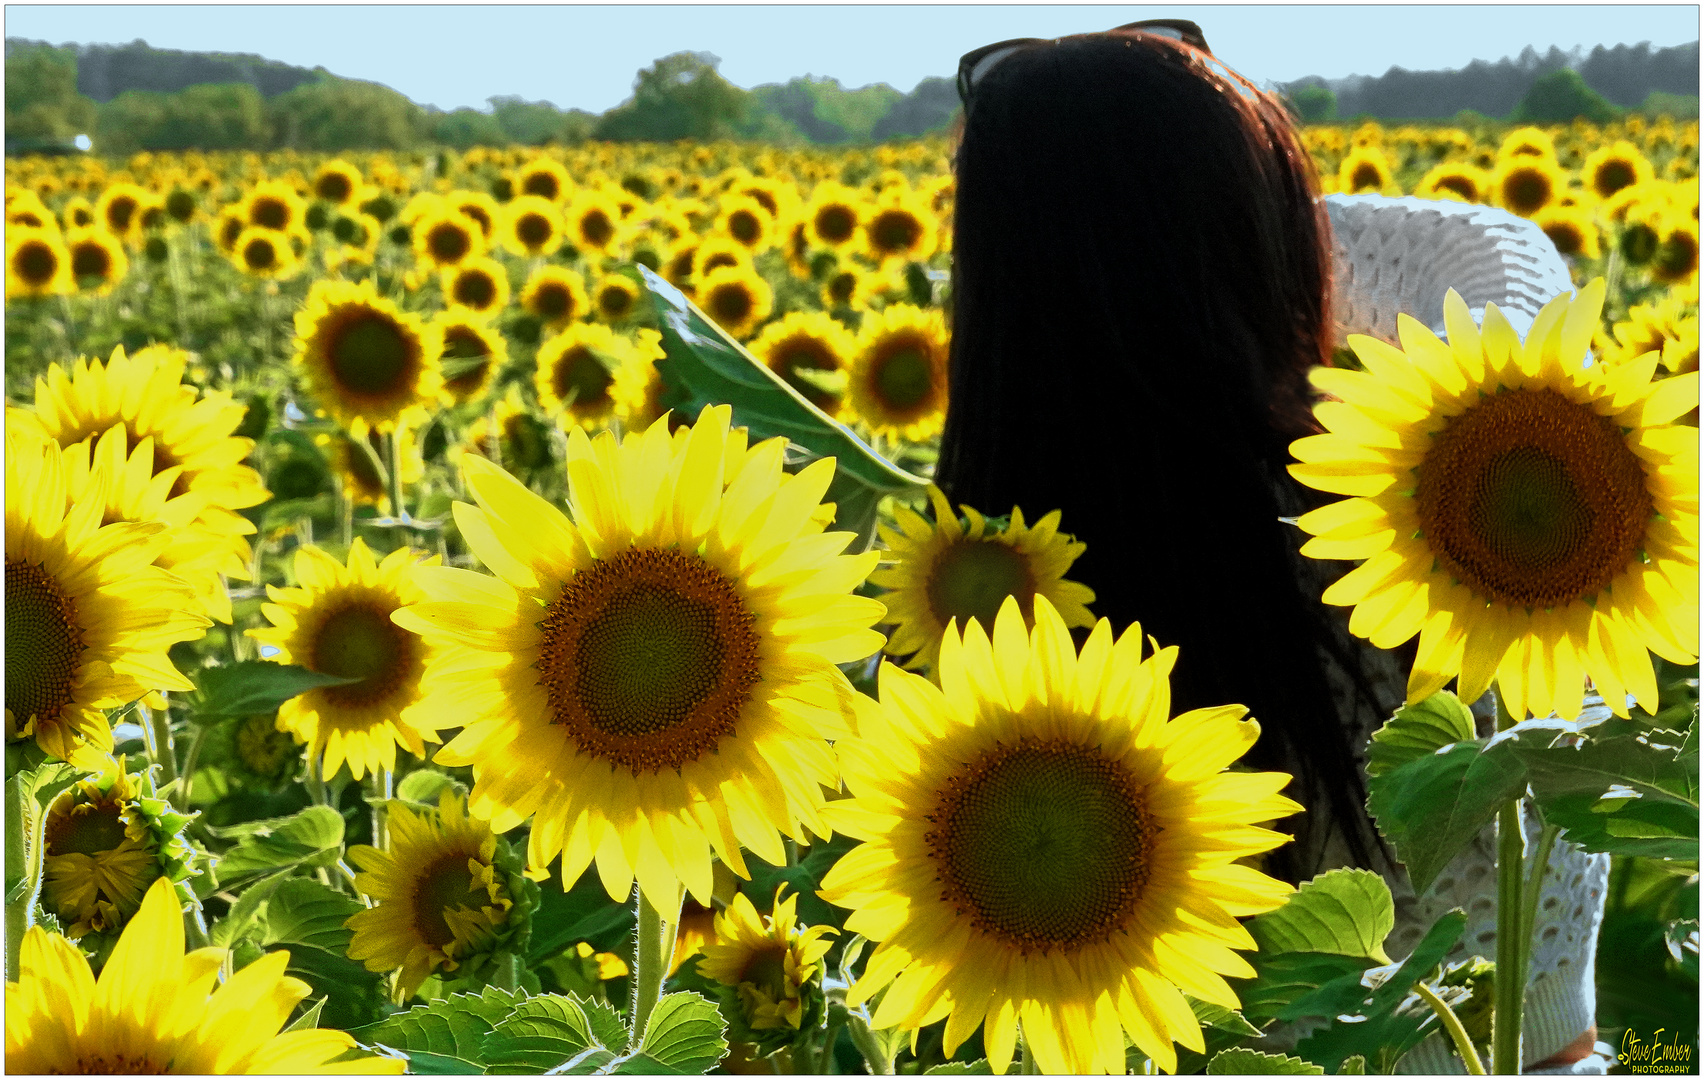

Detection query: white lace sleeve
(1323, 194), (1578, 346)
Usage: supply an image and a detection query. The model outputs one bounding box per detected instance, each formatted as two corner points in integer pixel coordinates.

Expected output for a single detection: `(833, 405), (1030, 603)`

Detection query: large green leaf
(186, 660), (357, 722)
(1513, 716), (1696, 859)
(1248, 869), (1395, 962)
(527, 869), (637, 963)
(1365, 737), (1527, 895)
(348, 986), (527, 1067)
(260, 876), (363, 953)
(482, 993), (618, 1074)
(1207, 1049), (1324, 1074)
(636, 992), (729, 1074)
(207, 804), (345, 887)
(638, 265), (927, 552)
(1364, 692), (1477, 778)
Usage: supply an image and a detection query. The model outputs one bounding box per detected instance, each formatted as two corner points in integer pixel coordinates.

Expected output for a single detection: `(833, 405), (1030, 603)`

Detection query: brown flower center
(6, 560), (85, 726)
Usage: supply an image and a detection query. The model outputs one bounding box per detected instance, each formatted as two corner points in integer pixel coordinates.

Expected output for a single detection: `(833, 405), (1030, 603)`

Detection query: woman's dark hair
(935, 31), (1395, 882)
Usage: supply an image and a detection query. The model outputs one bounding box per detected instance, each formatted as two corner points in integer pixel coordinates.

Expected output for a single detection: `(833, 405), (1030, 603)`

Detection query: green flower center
(236, 715), (298, 781)
(538, 548), (761, 774)
(550, 347), (614, 412)
(1416, 387), (1651, 609)
(312, 602), (412, 707)
(46, 802), (130, 857)
(872, 345), (933, 413)
(328, 312), (414, 398)
(412, 852), (492, 948)
(165, 190), (196, 222)
(1622, 223), (1661, 265)
(738, 944), (790, 1000)
(5, 559), (84, 727)
(928, 738), (1155, 953)
(925, 538), (1036, 634)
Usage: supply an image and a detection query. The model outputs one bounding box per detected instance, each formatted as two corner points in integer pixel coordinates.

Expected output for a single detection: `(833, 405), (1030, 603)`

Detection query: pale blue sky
(4, 5), (1698, 113)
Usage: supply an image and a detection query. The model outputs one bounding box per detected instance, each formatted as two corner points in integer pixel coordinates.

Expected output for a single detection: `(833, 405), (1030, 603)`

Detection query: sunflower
(847, 303), (950, 441)
(696, 264), (774, 340)
(61, 195), (96, 229)
(869, 484), (1096, 674)
(318, 421), (424, 512)
(163, 187), (199, 226)
(698, 885), (837, 1044)
(565, 188), (626, 257)
(292, 278), (444, 433)
(499, 195), (563, 258)
(448, 189), (501, 243)
(1497, 126), (1558, 164)
(5, 428), (208, 763)
(818, 596), (1300, 1074)
(821, 264), (878, 311)
(1583, 140), (1656, 201)
(749, 310), (855, 417)
(241, 179), (307, 234)
(7, 876), (403, 1074)
(1290, 281), (1699, 722)
(1533, 204), (1602, 261)
(6, 227), (73, 300)
(803, 182), (866, 253)
(456, 384), (556, 475)
(1337, 146), (1399, 196)
(618, 331), (672, 432)
(392, 405), (887, 913)
(521, 264), (590, 330)
(517, 156), (572, 203)
(412, 207), (485, 271)
(40, 757), (198, 947)
(346, 790), (531, 1001)
(214, 206), (248, 254)
(95, 181), (149, 242)
(229, 225), (302, 280)
(1491, 157), (1565, 218)
(313, 159), (364, 206)
(693, 235), (755, 280)
(64, 226), (127, 296)
(441, 255), (511, 318)
(436, 311), (508, 406)
(593, 272), (642, 323)
(1651, 214), (1700, 288)
(249, 539), (439, 782)
(534, 322), (649, 431)
(1414, 162), (1490, 205)
(714, 193), (775, 254)
(863, 188), (938, 265)
(1608, 296), (1699, 370)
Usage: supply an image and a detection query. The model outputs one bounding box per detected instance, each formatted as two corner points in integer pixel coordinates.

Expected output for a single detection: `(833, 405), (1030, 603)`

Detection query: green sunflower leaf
(482, 993), (609, 1073)
(205, 804), (345, 887)
(185, 660), (358, 724)
(1365, 737), (1526, 895)
(1365, 691), (1478, 778)
(636, 991), (729, 1073)
(284, 995), (327, 1033)
(527, 867), (638, 963)
(637, 265), (928, 553)
(1248, 868), (1396, 962)
(259, 876), (363, 953)
(347, 985), (527, 1067)
(1207, 1048), (1325, 1074)
(1338, 1054), (1367, 1074)
(395, 767), (465, 809)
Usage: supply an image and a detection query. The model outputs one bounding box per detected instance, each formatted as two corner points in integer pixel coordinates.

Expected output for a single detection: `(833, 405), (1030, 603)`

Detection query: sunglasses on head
(956, 19), (1212, 116)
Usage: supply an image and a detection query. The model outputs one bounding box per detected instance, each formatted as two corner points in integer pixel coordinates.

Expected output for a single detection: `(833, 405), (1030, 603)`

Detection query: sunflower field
(2, 115), (1698, 1076)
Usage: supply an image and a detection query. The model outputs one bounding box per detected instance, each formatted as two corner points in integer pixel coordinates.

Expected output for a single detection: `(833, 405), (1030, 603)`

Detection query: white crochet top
(1317, 195), (1610, 1074)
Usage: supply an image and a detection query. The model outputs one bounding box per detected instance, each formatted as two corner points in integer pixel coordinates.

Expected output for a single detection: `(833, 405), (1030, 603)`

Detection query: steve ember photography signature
(1618, 1028), (1695, 1074)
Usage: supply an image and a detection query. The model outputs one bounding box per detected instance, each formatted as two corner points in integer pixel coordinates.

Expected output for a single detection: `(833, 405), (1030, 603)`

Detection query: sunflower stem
(630, 883), (683, 1043)
(5, 776), (37, 982)
(1415, 980), (1487, 1075)
(1020, 1035), (1040, 1074)
(146, 697), (179, 790)
(1491, 686), (1527, 1076)
(371, 768), (392, 851)
(385, 430), (406, 552)
(338, 485), (354, 550)
(844, 1012), (895, 1075)
(176, 725), (211, 811)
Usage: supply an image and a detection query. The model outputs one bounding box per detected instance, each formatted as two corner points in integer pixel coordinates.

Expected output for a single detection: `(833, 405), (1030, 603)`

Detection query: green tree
(594, 51), (750, 142)
(1509, 68), (1622, 124)
(1290, 84), (1337, 124)
(5, 42), (97, 139)
(267, 77), (428, 151)
(96, 82), (268, 153)
(432, 107), (510, 150)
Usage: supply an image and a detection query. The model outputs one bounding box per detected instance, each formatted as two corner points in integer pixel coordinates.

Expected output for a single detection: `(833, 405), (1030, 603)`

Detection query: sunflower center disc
(412, 852), (489, 948)
(5, 560), (85, 726)
(534, 283), (572, 321)
(45, 802), (130, 857)
(455, 273), (496, 309)
(538, 548), (761, 774)
(253, 198), (289, 230)
(709, 283), (754, 326)
(236, 715), (297, 779)
(874, 346), (932, 412)
(1416, 387), (1651, 609)
(739, 944), (790, 1000)
(929, 738), (1155, 953)
(329, 314), (414, 397)
(72, 243), (111, 278)
(312, 603), (411, 706)
(1503, 170), (1551, 215)
(429, 223), (471, 263)
(582, 211), (615, 248)
(244, 238), (277, 271)
(926, 539), (1037, 632)
(18, 242), (57, 284)
(517, 214), (552, 249)
(816, 206), (856, 245)
(1595, 161), (1635, 197)
(872, 210), (921, 253)
(552, 348), (614, 410)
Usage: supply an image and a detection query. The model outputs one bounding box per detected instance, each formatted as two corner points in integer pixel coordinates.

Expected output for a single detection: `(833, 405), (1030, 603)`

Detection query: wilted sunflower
(500, 195), (563, 258)
(412, 207), (485, 271)
(229, 226), (301, 280)
(249, 539), (439, 781)
(1414, 162), (1490, 204)
(847, 303), (950, 441)
(162, 187), (199, 226)
(346, 790), (533, 1001)
(593, 272), (642, 323)
(1491, 157), (1565, 218)
(441, 256), (511, 318)
(696, 264), (774, 340)
(819, 596), (1299, 1075)
(6, 227), (73, 300)
(863, 187), (937, 264)
(534, 322), (648, 431)
(393, 406), (886, 913)
(521, 264), (590, 330)
(5, 428), (208, 763)
(7, 876), (403, 1074)
(1290, 282), (1699, 721)
(64, 226), (127, 296)
(313, 159), (364, 206)
(871, 484), (1096, 673)
(293, 278), (444, 432)
(749, 310), (855, 417)
(1582, 140), (1656, 201)
(1338, 146), (1399, 195)
(698, 885), (837, 1044)
(436, 311), (508, 406)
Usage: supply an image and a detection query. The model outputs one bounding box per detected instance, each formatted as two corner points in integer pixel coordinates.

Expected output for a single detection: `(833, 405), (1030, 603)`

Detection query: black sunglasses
(956, 19), (1212, 116)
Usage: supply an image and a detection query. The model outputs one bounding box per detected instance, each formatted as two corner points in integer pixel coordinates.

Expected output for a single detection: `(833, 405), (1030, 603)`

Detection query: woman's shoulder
(1320, 194), (1576, 347)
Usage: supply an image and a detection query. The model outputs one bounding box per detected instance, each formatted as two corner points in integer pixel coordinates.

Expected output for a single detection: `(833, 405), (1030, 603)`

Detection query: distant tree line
(5, 35), (1697, 157)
